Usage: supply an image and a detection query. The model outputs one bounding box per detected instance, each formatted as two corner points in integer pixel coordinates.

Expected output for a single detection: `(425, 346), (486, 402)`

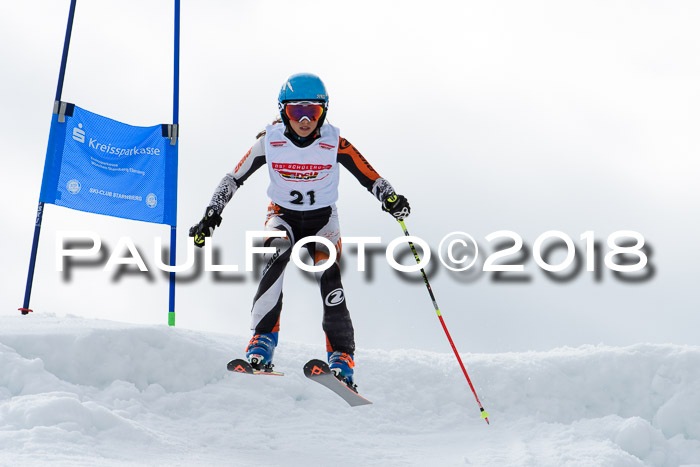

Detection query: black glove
(189, 206), (222, 248)
(382, 193), (411, 220)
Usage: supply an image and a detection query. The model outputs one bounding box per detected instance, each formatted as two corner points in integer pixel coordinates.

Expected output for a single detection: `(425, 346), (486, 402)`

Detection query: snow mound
(1, 314), (699, 466)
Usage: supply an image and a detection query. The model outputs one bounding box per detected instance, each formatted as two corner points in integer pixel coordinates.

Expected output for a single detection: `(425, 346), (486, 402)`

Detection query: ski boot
(245, 332), (278, 372)
(328, 351), (356, 391)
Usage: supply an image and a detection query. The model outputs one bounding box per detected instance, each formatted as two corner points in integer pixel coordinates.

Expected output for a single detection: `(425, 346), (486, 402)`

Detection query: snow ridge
(1, 314), (699, 466)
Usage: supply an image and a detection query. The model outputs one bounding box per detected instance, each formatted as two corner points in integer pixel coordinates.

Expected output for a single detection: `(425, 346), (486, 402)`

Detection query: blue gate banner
(39, 104), (178, 225)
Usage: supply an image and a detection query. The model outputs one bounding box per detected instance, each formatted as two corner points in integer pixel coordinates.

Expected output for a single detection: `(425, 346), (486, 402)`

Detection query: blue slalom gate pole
(20, 0), (78, 315)
(168, 0), (180, 326)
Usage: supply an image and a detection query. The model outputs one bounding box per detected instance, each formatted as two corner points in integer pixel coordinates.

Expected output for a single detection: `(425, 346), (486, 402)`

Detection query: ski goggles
(283, 101), (325, 122)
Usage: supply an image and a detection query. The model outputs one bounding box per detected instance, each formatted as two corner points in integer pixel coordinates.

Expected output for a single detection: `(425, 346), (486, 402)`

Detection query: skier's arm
(208, 138), (267, 214)
(337, 137), (411, 219)
(189, 138), (266, 247)
(337, 137), (393, 201)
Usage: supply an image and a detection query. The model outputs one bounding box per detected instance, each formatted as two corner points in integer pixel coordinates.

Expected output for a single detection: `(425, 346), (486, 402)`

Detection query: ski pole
(390, 205), (490, 424)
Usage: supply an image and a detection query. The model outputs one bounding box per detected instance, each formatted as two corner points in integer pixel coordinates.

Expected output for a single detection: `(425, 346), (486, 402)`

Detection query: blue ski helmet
(278, 73), (329, 106)
(278, 73), (329, 130)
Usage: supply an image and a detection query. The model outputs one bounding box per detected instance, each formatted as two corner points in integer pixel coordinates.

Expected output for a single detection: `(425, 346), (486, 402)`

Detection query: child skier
(189, 73), (410, 389)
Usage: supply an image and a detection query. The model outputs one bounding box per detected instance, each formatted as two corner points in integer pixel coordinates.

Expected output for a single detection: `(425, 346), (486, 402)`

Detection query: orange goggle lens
(284, 103), (325, 122)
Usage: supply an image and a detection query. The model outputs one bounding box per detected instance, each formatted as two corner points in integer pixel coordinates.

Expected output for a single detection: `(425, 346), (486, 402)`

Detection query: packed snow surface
(1, 314), (699, 466)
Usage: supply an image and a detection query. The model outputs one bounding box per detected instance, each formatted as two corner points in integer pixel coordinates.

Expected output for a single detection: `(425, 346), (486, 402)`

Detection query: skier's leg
(246, 206), (294, 367)
(249, 228), (291, 334)
(318, 260), (356, 383)
(305, 207), (356, 382)
(315, 259), (355, 355)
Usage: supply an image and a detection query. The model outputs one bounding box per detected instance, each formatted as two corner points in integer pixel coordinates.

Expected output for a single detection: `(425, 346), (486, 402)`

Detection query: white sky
(1, 0), (699, 353)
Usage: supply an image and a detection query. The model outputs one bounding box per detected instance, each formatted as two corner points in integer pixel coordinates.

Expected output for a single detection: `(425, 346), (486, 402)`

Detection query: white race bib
(264, 123), (341, 210)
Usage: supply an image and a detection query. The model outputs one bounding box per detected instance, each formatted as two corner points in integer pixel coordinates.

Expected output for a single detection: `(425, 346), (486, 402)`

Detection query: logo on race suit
(72, 123), (85, 143)
(234, 148), (252, 173)
(319, 143), (335, 151)
(324, 288), (345, 307)
(270, 141), (287, 148)
(66, 179), (81, 194)
(271, 162), (332, 182)
(146, 193), (158, 208)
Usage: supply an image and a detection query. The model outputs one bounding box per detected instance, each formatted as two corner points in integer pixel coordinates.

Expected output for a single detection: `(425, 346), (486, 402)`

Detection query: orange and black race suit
(207, 126), (397, 354)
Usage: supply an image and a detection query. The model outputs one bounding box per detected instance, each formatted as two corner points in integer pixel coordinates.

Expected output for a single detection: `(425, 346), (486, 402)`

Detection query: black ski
(226, 358), (284, 376)
(303, 359), (372, 407)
